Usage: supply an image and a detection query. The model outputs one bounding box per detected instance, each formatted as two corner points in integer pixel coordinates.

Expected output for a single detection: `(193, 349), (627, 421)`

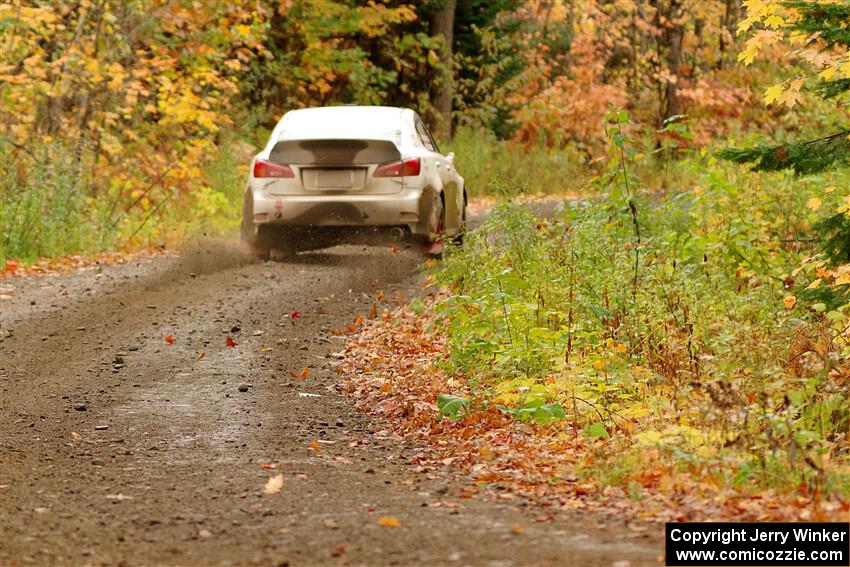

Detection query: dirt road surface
(0, 240), (659, 566)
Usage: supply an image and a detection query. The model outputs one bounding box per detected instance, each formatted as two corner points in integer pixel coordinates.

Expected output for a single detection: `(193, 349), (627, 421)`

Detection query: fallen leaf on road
(511, 523), (525, 534)
(290, 311), (301, 320)
(261, 347), (273, 352)
(165, 335), (176, 345)
(323, 518), (339, 529)
(263, 473), (284, 495)
(289, 368), (309, 380)
(389, 243), (398, 255)
(226, 336), (236, 347)
(4, 260), (19, 274)
(71, 431), (81, 441)
(260, 463), (279, 470)
(196, 351), (205, 361)
(310, 440), (321, 455)
(377, 516), (400, 528)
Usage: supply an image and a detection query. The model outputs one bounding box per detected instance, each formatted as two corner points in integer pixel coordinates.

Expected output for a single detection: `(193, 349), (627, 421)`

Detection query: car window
(422, 121), (441, 154)
(414, 117), (436, 152)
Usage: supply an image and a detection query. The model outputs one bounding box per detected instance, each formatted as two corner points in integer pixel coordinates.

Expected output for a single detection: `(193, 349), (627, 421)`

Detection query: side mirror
(446, 152), (455, 163)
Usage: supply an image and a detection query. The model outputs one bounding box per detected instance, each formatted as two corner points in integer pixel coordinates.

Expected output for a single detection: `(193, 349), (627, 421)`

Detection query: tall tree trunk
(662, 0), (684, 121)
(718, 0), (741, 69)
(430, 0), (456, 141)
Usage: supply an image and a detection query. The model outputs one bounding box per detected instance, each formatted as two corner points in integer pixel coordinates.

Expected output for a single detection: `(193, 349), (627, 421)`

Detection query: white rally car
(241, 105), (466, 258)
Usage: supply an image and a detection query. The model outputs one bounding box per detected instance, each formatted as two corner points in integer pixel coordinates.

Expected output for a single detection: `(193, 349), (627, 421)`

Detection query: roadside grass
(430, 143), (850, 504)
(0, 137), (250, 266)
(444, 127), (591, 198)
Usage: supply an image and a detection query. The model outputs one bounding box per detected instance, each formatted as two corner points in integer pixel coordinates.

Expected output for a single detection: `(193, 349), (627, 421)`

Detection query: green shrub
(434, 128), (850, 495)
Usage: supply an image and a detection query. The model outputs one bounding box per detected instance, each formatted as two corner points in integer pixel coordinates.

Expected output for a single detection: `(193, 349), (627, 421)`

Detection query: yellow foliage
(740, 0), (850, 107)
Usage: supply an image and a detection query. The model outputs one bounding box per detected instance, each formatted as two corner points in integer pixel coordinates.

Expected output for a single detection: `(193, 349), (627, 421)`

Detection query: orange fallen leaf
(4, 260), (18, 274)
(310, 439), (321, 455)
(226, 336), (236, 347)
(196, 351), (205, 361)
(389, 243), (398, 255)
(377, 516), (400, 528)
(511, 523), (524, 534)
(289, 368), (309, 380)
(165, 335), (176, 345)
(380, 382), (392, 394)
(260, 463), (279, 470)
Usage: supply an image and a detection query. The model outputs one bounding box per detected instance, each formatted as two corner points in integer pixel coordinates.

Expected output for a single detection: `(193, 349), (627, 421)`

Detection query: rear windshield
(278, 109), (402, 144)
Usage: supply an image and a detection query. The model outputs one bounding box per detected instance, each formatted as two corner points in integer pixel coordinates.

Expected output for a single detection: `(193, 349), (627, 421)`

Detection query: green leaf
(583, 422), (610, 439)
(826, 310), (846, 321)
(532, 403), (565, 424)
(437, 394), (469, 419)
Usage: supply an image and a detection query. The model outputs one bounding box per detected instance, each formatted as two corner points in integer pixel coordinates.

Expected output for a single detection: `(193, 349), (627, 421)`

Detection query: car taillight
(253, 159), (294, 178)
(374, 157), (421, 178)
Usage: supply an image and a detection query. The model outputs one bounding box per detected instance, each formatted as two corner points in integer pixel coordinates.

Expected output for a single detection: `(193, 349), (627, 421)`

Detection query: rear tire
(240, 194), (272, 260)
(425, 194), (445, 258)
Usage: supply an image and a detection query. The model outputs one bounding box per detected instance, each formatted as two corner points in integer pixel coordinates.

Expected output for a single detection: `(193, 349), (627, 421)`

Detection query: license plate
(316, 169), (353, 188)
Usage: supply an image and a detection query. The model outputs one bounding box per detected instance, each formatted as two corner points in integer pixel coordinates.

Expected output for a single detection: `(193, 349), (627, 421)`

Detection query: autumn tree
(720, 0), (850, 267)
(429, 0), (457, 139)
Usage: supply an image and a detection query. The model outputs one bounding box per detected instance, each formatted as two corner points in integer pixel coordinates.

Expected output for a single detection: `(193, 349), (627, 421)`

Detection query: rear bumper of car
(250, 188), (426, 235)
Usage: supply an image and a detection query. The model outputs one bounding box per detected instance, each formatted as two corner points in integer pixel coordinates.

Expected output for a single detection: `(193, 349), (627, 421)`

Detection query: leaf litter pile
(336, 288), (849, 524)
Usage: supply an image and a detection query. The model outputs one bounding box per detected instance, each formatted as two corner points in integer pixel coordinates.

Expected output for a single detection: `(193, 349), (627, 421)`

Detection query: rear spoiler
(269, 139), (401, 166)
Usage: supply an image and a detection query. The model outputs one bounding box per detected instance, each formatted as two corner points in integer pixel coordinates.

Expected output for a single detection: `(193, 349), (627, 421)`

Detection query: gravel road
(0, 239), (659, 566)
